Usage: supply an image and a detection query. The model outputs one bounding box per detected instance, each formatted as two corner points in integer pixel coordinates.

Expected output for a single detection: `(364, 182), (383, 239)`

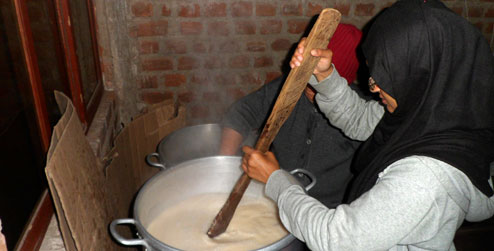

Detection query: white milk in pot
(146, 193), (288, 251)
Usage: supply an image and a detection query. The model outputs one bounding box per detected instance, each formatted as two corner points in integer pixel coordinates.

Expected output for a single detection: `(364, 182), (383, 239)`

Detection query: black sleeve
(221, 76), (285, 137)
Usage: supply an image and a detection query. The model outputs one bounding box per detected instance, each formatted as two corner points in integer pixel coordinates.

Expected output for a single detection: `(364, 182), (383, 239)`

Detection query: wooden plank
(207, 8), (341, 238)
(13, 1), (55, 248)
(14, 190), (53, 251)
(53, 0), (88, 126)
(81, 0), (104, 129)
(13, 0), (52, 151)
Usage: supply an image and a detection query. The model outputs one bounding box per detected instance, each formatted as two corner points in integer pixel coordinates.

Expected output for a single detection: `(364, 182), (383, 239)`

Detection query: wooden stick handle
(255, 10), (341, 152)
(207, 8), (341, 238)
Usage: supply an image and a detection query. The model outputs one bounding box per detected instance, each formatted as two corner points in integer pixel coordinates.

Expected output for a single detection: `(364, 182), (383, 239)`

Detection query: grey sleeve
(221, 77), (284, 137)
(309, 69), (385, 141)
(266, 157), (458, 251)
(265, 169), (305, 202)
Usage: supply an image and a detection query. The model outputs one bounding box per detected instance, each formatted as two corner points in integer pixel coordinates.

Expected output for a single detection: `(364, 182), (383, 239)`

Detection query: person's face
(368, 77), (398, 113)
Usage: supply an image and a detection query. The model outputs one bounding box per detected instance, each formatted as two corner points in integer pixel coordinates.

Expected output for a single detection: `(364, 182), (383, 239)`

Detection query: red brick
(191, 72), (209, 84)
(334, 3), (351, 16)
(260, 20), (282, 34)
(164, 40), (187, 54)
(141, 58), (173, 71)
(486, 8), (494, 17)
(355, 4), (375, 16)
(191, 105), (210, 119)
(232, 1), (253, 17)
(307, 3), (323, 17)
(162, 4), (171, 16)
(247, 41), (266, 52)
(180, 22), (203, 35)
(203, 92), (220, 102)
(254, 56), (273, 68)
(139, 75), (158, 88)
(208, 21), (230, 36)
(205, 2), (227, 17)
(282, 3), (303, 16)
(178, 91), (196, 103)
(141, 91), (172, 104)
(192, 42), (211, 53)
(271, 38), (292, 51)
(164, 74), (186, 87)
(237, 72), (262, 86)
(179, 3), (200, 17)
(265, 71), (282, 84)
(287, 19), (309, 34)
(164, 91), (174, 99)
(227, 87), (247, 100)
(472, 21), (484, 32)
(469, 7), (483, 18)
(235, 20), (256, 35)
(229, 55), (250, 68)
(139, 40), (159, 54)
(451, 6), (463, 16)
(218, 40), (240, 53)
(131, 2), (153, 17)
(256, 3), (276, 16)
(130, 20), (168, 37)
(103, 68), (115, 85)
(214, 74), (230, 86)
(178, 56), (199, 70)
(204, 56), (224, 69)
(486, 22), (494, 34)
(100, 61), (113, 80)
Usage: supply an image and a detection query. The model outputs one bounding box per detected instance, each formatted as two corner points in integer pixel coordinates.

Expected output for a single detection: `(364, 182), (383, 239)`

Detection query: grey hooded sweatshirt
(265, 70), (494, 251)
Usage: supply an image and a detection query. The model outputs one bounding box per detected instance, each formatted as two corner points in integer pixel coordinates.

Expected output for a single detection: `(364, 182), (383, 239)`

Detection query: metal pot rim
(156, 123), (221, 149)
(132, 155), (296, 250)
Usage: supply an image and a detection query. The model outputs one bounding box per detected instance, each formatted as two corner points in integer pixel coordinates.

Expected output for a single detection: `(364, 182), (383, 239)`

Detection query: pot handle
(109, 218), (149, 248)
(290, 169), (316, 191)
(146, 153), (166, 170)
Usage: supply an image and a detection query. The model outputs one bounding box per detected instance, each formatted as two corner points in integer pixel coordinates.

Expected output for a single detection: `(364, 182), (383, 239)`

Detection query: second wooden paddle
(207, 8), (341, 238)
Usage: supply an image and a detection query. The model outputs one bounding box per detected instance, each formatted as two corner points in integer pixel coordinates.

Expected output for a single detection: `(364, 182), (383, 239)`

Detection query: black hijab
(348, 0), (494, 201)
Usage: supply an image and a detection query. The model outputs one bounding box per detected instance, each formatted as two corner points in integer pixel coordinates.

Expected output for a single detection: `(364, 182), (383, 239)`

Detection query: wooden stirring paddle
(207, 8), (341, 238)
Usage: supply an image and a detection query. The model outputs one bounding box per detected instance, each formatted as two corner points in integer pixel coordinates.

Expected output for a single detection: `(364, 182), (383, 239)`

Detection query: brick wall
(94, 0), (494, 125)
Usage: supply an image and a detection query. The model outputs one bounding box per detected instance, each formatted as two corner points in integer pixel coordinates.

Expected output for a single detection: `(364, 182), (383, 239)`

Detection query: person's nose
(370, 84), (381, 93)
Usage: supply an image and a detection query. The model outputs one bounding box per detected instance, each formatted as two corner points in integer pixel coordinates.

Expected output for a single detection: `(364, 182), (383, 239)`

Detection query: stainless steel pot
(145, 123), (256, 170)
(109, 156), (315, 251)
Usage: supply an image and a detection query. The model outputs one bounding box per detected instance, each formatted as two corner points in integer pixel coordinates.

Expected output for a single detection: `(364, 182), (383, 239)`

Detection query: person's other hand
(289, 37), (334, 81)
(241, 146), (280, 184)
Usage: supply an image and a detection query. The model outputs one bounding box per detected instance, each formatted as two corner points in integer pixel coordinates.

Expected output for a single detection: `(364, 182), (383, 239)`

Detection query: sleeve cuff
(308, 66), (349, 101)
(265, 169), (304, 202)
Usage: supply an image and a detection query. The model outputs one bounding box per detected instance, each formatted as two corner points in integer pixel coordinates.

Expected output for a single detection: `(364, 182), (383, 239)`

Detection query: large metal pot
(109, 156), (315, 250)
(146, 123), (256, 170)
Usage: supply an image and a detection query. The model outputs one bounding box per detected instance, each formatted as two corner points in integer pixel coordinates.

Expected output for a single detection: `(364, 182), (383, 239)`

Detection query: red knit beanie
(327, 23), (362, 84)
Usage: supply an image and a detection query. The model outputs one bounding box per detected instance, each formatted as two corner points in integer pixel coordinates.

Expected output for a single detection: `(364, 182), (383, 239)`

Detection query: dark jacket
(222, 76), (362, 207)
